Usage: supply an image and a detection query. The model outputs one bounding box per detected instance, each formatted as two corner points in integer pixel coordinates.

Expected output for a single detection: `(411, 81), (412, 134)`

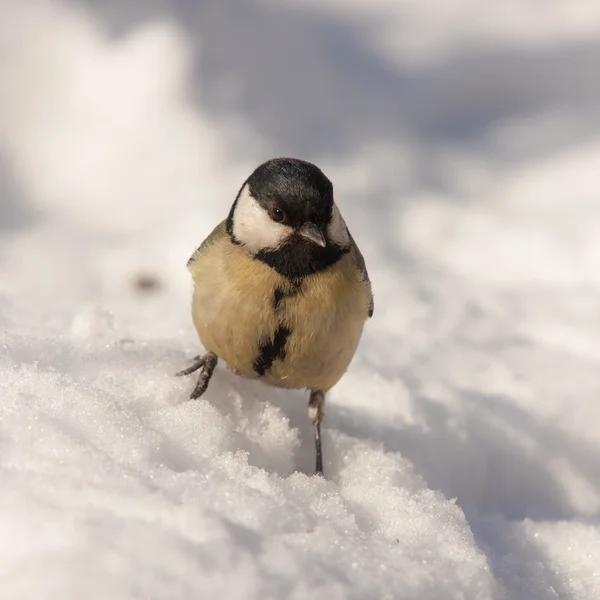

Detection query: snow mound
(0, 318), (494, 599)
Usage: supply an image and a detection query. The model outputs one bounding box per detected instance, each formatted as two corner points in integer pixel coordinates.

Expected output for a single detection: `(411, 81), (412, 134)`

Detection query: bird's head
(226, 158), (350, 277)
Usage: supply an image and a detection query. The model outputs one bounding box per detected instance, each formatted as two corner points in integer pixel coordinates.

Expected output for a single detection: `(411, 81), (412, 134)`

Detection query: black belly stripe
(253, 325), (291, 376)
(272, 279), (303, 311)
(273, 288), (286, 310)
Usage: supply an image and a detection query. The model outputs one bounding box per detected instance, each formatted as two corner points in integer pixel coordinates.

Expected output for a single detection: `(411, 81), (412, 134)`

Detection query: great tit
(178, 157), (373, 475)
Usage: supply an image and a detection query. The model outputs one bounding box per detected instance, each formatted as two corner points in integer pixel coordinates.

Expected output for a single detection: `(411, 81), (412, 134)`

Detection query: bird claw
(177, 352), (218, 400)
(175, 354), (206, 377)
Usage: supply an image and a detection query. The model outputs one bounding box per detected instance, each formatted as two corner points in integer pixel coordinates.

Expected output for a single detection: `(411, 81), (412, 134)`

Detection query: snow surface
(1, 0), (600, 598)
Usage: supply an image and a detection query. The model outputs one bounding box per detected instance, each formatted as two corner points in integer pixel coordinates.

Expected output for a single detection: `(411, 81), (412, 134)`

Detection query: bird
(177, 157), (373, 475)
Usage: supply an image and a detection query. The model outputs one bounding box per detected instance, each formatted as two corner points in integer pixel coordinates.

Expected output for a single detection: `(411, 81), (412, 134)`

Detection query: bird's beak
(299, 223), (326, 247)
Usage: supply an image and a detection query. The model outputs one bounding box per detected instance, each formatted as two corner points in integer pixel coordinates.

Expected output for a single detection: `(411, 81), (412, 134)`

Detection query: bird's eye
(270, 207), (285, 223)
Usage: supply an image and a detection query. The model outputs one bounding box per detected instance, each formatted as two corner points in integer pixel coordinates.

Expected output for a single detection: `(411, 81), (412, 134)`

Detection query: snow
(1, 0), (600, 598)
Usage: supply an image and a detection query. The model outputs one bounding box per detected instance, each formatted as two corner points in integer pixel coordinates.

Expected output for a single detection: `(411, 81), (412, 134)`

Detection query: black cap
(246, 158), (334, 230)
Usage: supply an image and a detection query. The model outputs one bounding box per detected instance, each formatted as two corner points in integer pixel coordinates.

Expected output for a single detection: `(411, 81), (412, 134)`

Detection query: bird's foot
(176, 352), (218, 399)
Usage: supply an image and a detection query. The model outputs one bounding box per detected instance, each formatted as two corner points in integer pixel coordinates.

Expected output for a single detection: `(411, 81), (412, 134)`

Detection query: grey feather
(186, 221), (227, 268)
(347, 228), (374, 318)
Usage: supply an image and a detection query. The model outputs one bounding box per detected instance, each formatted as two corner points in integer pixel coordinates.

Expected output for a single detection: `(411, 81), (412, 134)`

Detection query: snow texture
(1, 0), (600, 598)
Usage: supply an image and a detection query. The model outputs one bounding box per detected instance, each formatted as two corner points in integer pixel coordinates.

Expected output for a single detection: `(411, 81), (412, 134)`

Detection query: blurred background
(2, 0), (600, 313)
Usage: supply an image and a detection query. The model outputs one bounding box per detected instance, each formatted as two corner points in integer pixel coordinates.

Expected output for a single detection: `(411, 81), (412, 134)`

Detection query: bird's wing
(347, 229), (374, 318)
(186, 220), (228, 268)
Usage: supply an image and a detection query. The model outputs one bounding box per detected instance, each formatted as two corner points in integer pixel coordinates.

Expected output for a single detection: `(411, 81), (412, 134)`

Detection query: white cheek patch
(232, 185), (293, 253)
(328, 203), (350, 248)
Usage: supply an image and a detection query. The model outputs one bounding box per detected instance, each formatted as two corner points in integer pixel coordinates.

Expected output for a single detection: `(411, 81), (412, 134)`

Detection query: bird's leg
(308, 389), (326, 476)
(176, 352), (218, 399)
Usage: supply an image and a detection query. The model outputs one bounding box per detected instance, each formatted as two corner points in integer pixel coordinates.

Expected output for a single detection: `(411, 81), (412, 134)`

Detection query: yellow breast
(189, 230), (370, 392)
